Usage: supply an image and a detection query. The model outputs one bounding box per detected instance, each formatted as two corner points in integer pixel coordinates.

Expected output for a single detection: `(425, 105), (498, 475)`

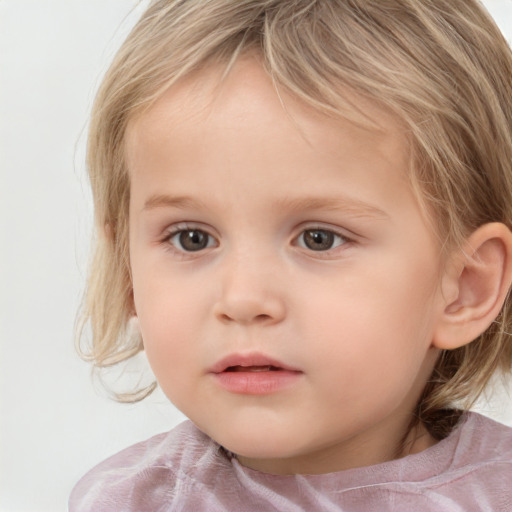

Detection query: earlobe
(433, 223), (512, 350)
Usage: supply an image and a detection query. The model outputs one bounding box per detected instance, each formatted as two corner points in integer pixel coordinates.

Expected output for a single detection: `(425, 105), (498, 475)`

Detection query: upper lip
(209, 352), (301, 373)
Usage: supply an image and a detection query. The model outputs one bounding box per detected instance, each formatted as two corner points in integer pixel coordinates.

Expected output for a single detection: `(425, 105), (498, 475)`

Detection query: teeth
(250, 366), (272, 372)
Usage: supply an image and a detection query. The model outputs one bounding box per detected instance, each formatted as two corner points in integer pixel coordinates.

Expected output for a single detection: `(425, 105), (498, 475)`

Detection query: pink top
(69, 412), (512, 511)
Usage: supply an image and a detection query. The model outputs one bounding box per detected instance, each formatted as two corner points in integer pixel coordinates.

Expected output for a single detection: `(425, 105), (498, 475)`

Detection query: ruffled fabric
(69, 412), (512, 511)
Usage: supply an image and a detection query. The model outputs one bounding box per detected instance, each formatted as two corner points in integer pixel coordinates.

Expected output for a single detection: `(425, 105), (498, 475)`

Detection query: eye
(297, 228), (347, 251)
(167, 228), (217, 252)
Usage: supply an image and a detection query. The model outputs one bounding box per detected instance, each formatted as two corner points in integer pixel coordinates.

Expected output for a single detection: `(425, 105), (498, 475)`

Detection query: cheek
(138, 298), (201, 411)
(133, 254), (195, 326)
(133, 274), (201, 382)
(303, 287), (438, 426)
(299, 253), (440, 381)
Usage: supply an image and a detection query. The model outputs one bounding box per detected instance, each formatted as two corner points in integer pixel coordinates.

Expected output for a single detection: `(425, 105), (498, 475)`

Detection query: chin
(205, 421), (301, 460)
(216, 427), (316, 461)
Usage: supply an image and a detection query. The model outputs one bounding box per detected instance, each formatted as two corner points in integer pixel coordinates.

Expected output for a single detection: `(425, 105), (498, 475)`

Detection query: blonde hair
(78, 0), (512, 437)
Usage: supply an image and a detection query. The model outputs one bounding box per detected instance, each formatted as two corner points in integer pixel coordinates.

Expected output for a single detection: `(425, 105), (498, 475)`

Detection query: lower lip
(211, 370), (302, 395)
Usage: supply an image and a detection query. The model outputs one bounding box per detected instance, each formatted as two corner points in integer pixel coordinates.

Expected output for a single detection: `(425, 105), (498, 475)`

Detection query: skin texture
(126, 57), (453, 475)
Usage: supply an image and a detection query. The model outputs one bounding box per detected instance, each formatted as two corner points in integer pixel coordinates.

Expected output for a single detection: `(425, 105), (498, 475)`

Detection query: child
(70, 0), (512, 510)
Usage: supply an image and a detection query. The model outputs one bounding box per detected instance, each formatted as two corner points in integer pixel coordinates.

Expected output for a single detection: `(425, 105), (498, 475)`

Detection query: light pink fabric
(69, 412), (512, 511)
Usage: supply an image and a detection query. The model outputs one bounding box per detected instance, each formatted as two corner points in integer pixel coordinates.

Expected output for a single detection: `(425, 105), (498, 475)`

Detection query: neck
(235, 417), (438, 475)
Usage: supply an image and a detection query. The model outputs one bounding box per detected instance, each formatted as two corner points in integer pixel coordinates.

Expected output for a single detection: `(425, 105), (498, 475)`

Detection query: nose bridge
(214, 241), (286, 325)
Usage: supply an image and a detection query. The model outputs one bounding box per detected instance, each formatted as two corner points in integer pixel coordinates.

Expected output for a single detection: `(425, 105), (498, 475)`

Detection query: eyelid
(162, 221), (217, 238)
(295, 223), (355, 241)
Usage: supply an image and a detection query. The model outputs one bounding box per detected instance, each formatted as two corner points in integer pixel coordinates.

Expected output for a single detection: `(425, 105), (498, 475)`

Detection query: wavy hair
(78, 0), (512, 437)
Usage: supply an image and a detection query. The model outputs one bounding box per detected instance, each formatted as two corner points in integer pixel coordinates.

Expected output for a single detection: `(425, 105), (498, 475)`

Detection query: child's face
(127, 58), (447, 474)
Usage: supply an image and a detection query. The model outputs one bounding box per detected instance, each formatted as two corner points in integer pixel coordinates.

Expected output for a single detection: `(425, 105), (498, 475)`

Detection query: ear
(433, 222), (512, 350)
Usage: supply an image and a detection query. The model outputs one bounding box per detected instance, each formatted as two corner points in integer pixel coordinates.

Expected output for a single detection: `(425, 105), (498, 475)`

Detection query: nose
(213, 253), (286, 326)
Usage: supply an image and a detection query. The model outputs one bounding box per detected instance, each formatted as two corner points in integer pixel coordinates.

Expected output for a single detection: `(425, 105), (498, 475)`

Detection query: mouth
(224, 365), (283, 372)
(209, 352), (301, 374)
(209, 352), (303, 395)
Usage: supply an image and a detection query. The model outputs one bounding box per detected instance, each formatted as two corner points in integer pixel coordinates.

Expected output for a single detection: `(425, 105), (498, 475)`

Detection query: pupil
(304, 230), (334, 251)
(180, 230), (207, 251)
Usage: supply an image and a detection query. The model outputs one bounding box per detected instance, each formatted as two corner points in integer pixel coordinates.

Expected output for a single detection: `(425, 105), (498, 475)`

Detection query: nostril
(218, 312), (272, 324)
(255, 313), (272, 322)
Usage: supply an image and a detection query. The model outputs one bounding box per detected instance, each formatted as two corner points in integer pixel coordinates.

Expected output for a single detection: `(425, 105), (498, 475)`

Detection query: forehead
(125, 56), (409, 175)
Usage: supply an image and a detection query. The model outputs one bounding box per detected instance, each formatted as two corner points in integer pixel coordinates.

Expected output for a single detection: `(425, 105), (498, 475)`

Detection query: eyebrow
(143, 194), (206, 212)
(142, 193), (389, 219)
(272, 196), (389, 219)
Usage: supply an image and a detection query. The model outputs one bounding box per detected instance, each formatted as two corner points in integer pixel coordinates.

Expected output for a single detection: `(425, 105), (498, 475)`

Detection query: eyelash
(161, 224), (352, 256)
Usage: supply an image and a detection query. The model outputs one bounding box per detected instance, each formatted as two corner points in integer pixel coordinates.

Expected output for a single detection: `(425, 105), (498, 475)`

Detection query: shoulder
(418, 412), (512, 510)
(68, 420), (227, 512)
(452, 411), (512, 465)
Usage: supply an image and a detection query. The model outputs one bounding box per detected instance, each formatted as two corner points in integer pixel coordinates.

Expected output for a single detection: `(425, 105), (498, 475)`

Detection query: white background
(0, 1), (511, 511)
